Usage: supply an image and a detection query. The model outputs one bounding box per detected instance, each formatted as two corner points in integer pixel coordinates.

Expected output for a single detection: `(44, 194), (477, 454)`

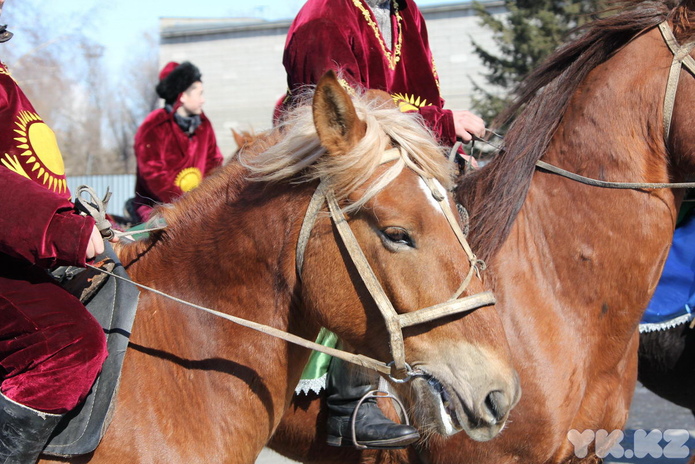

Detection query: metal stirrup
(350, 390), (411, 450)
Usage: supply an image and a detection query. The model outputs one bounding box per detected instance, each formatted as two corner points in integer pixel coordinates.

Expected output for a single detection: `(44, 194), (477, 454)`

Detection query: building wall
(159, 1), (505, 158)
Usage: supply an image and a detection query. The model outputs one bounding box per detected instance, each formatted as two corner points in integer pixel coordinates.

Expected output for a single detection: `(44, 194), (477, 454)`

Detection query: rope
(114, 226), (168, 240)
(86, 263), (395, 376)
(91, 148), (494, 380)
(535, 160), (695, 190)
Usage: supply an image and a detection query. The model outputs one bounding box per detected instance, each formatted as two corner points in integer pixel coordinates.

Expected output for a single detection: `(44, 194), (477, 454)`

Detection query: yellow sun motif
(0, 63), (18, 85)
(175, 167), (203, 192)
(391, 93), (432, 113)
(6, 111), (67, 194)
(1, 153), (30, 179)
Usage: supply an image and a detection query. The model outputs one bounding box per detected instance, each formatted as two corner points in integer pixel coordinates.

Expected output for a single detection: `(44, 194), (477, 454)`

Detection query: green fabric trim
(125, 222), (150, 241)
(300, 328), (338, 380)
(124, 215), (167, 241)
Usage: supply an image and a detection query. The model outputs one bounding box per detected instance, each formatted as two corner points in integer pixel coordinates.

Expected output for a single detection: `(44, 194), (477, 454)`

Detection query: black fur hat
(156, 61), (202, 105)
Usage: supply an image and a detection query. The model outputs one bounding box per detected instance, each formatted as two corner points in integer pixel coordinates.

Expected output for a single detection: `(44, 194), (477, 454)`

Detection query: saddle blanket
(43, 242), (140, 457)
(640, 210), (695, 333)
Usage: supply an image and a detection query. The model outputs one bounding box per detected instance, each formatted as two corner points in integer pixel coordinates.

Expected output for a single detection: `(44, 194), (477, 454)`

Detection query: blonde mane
(239, 88), (455, 212)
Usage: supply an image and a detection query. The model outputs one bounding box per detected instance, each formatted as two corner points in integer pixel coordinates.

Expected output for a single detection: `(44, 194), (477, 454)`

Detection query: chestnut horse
(267, 1), (695, 463)
(41, 72), (518, 463)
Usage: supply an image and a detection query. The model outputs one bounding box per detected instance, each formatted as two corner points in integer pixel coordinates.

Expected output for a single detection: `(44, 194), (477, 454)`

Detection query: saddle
(43, 242), (140, 457)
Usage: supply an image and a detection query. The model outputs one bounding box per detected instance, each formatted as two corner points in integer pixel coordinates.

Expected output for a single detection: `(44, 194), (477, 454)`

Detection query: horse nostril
(484, 390), (508, 423)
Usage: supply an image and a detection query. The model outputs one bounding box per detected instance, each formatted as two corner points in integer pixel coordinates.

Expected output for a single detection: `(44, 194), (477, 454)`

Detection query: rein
(85, 263), (398, 376)
(475, 21), (695, 191)
(536, 21), (695, 190)
(535, 160), (695, 189)
(89, 147), (494, 381)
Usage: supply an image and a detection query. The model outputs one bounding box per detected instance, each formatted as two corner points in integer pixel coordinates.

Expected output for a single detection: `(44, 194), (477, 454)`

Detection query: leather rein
(533, 20), (695, 190)
(469, 21), (695, 190)
(89, 147), (495, 381)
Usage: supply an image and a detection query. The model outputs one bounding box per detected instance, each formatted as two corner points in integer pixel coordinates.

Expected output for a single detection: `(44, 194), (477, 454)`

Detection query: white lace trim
(639, 313), (694, 333)
(294, 374), (327, 395)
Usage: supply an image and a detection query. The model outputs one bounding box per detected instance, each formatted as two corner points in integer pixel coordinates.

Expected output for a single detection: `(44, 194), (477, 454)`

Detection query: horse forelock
(240, 87), (454, 213)
(458, 0), (675, 263)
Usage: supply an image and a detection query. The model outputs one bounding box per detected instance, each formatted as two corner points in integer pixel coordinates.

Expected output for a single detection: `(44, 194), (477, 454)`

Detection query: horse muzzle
(409, 355), (521, 441)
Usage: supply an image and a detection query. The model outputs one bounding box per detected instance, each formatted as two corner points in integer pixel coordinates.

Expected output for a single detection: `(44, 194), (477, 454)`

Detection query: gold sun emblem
(391, 93), (432, 113)
(1, 111), (67, 194)
(175, 167), (203, 192)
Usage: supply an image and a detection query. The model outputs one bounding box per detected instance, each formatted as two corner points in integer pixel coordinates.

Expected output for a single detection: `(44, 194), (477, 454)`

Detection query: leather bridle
(296, 147), (495, 379)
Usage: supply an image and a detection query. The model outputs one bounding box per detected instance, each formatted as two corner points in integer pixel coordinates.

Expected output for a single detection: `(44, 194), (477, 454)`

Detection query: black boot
(0, 393), (62, 463)
(325, 357), (419, 449)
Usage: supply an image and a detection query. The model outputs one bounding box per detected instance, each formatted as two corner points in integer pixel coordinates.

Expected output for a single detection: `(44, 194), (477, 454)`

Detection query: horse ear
(312, 71), (367, 154)
(232, 129), (246, 148)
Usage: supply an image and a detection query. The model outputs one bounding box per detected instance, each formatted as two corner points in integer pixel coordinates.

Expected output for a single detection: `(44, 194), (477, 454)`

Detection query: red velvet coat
(0, 63), (107, 414)
(0, 62), (93, 270)
(133, 107), (223, 217)
(280, 0), (456, 145)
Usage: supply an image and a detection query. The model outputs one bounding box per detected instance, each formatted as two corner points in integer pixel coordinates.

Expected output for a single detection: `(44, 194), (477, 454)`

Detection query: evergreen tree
(470, 0), (608, 128)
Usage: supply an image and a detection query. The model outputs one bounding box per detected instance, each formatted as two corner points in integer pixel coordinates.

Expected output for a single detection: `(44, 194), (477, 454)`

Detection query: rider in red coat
(278, 0), (487, 450)
(277, 0), (485, 149)
(131, 61), (223, 223)
(0, 2), (110, 461)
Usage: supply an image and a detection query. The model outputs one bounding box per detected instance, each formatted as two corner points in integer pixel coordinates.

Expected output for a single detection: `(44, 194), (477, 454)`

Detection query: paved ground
(256, 448), (298, 464)
(256, 383), (695, 463)
(605, 383), (694, 464)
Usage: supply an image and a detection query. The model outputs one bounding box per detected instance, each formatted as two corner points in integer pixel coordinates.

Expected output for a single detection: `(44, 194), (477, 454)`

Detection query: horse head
(294, 71), (520, 441)
(111, 70), (520, 464)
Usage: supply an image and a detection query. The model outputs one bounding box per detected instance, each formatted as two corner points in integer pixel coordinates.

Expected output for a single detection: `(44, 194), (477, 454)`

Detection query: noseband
(296, 147), (495, 379)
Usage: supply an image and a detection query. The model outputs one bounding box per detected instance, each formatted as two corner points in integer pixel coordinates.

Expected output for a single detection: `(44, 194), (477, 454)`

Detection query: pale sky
(29, 0), (462, 72)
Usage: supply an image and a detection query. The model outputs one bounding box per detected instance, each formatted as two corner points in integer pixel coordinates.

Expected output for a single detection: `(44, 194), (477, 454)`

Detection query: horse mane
(239, 86), (455, 213)
(457, 0), (683, 262)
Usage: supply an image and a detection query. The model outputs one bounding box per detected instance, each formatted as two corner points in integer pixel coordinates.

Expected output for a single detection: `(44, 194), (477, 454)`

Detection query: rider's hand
(86, 225), (105, 260)
(452, 110), (486, 143)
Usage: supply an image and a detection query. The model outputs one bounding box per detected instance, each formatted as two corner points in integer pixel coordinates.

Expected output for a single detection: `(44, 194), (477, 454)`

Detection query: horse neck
(115, 178), (322, 422)
(493, 28), (683, 352)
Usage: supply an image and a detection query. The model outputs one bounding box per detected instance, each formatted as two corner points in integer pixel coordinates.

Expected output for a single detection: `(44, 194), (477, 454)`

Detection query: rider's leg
(0, 275), (108, 462)
(0, 393), (62, 464)
(325, 356), (419, 449)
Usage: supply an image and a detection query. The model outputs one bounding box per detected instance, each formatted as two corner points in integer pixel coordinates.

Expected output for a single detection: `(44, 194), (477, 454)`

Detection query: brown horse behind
(268, 1), (695, 463)
(41, 72), (518, 463)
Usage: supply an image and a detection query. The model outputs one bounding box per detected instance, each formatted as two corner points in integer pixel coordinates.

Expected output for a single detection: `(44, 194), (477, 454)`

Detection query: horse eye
(381, 227), (414, 248)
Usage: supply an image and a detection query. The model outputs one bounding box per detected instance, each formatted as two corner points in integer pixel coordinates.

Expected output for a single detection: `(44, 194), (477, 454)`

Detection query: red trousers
(0, 266), (108, 414)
